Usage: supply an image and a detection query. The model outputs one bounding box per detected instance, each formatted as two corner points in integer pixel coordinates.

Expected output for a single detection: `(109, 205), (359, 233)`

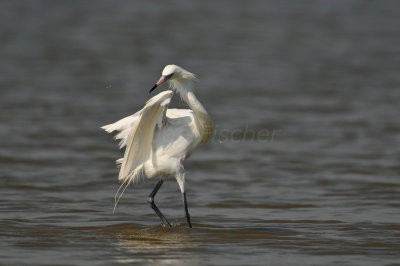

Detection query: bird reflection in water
(113, 224), (200, 265)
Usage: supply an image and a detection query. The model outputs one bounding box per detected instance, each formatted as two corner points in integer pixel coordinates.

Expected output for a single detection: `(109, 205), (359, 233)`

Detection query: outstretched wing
(102, 90), (173, 210)
(118, 90), (173, 183)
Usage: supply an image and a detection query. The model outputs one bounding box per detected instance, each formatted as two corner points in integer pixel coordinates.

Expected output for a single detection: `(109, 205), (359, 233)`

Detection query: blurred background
(1, 1), (400, 265)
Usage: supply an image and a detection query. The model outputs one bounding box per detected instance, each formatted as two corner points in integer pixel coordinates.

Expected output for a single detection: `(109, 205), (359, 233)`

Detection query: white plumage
(102, 65), (212, 227)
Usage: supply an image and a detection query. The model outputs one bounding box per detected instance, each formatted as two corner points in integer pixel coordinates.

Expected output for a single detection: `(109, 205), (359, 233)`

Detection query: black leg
(147, 179), (171, 227)
(182, 192), (192, 228)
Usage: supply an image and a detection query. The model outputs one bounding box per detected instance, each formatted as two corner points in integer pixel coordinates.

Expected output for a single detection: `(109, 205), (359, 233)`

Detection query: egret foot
(148, 179), (172, 227)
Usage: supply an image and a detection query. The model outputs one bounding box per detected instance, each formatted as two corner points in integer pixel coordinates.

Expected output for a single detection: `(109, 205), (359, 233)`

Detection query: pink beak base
(156, 76), (167, 86)
(149, 76), (167, 93)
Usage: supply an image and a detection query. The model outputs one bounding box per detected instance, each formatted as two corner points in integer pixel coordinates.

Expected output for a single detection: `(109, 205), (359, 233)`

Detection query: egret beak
(149, 76), (167, 93)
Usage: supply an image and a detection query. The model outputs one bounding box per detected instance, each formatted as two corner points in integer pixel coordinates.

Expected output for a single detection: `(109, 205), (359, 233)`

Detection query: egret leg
(182, 192), (192, 228)
(147, 179), (171, 227)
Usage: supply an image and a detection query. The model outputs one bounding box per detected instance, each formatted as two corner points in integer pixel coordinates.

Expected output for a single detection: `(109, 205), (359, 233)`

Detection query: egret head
(149, 65), (197, 93)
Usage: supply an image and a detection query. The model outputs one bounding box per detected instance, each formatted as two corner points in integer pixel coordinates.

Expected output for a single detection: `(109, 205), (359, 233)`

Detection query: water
(1, 1), (400, 265)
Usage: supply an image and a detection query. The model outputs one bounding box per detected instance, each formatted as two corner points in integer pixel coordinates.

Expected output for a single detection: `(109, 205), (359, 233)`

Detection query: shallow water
(1, 1), (400, 265)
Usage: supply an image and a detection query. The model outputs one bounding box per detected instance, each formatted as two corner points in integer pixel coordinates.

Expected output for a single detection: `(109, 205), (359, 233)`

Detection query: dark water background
(1, 1), (400, 265)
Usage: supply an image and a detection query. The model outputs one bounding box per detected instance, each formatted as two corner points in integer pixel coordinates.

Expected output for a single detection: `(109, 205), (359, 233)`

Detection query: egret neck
(171, 79), (213, 143)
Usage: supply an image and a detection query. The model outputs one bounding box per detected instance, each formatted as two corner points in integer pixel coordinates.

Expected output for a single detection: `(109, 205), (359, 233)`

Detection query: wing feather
(102, 90), (173, 209)
(118, 90), (173, 183)
(101, 110), (141, 148)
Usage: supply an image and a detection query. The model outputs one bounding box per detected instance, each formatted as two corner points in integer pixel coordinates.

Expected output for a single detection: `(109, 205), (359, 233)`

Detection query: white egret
(102, 65), (213, 228)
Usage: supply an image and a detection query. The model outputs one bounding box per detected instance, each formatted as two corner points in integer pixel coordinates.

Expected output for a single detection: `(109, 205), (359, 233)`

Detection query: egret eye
(165, 73), (174, 79)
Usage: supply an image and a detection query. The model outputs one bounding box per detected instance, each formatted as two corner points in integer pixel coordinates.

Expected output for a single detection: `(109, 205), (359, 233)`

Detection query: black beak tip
(149, 84), (157, 94)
